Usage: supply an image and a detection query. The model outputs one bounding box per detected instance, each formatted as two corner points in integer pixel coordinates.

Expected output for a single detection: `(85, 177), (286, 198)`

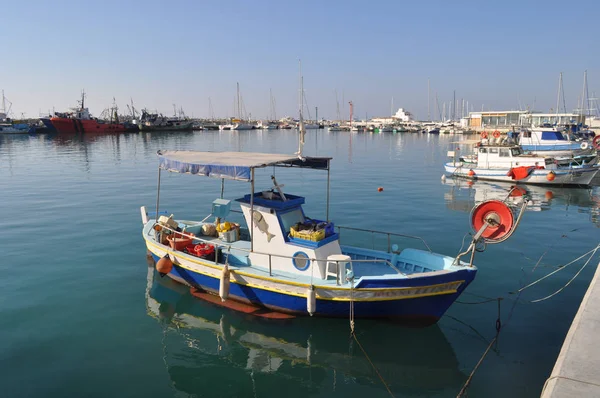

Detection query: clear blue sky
(1, 0), (599, 120)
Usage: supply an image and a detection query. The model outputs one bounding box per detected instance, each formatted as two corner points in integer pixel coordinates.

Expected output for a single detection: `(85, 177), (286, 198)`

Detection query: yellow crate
(290, 226), (325, 242)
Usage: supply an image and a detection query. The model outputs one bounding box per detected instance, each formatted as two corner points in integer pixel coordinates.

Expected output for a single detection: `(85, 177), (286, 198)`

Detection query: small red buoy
(156, 254), (173, 277)
(467, 169), (475, 177)
(546, 171), (556, 181)
(545, 191), (554, 200)
(377, 187), (383, 192)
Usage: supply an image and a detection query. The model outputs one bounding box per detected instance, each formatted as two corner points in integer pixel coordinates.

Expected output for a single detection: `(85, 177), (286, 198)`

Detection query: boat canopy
(157, 150), (330, 181)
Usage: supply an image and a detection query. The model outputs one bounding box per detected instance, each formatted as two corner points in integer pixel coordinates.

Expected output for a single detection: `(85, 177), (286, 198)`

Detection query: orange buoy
(546, 171), (556, 181)
(377, 187), (384, 192)
(545, 191), (554, 200)
(480, 131), (488, 139)
(156, 254), (173, 277)
(467, 169), (475, 177)
(493, 130), (501, 138)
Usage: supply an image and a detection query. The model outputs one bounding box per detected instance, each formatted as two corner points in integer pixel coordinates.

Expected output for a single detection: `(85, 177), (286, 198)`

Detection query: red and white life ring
(493, 130), (501, 138)
(593, 135), (600, 150)
(481, 131), (488, 139)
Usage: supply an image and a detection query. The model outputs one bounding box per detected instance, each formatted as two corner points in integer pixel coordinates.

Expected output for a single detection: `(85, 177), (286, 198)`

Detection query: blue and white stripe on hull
(148, 250), (476, 322)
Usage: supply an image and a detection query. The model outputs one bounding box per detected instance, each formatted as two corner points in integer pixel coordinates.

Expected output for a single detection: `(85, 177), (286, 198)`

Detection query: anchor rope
(348, 279), (394, 397)
(456, 297), (503, 398)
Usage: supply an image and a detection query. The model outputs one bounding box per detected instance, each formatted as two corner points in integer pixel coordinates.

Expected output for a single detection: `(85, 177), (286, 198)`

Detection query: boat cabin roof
(157, 150), (331, 181)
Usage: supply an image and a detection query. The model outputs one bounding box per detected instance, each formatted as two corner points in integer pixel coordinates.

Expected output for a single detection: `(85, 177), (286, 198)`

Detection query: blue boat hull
(151, 253), (476, 324)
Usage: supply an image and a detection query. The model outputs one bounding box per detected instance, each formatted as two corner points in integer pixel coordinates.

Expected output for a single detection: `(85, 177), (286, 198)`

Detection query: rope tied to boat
(347, 277), (395, 397)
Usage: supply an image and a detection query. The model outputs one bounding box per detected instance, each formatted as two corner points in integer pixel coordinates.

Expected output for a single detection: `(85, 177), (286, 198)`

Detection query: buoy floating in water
(156, 254), (173, 277)
(306, 285), (316, 316)
(377, 187), (384, 192)
(219, 263), (230, 302)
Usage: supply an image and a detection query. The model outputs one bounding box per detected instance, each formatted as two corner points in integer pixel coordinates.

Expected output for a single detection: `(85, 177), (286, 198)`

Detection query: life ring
(493, 130), (501, 138)
(481, 131), (488, 139)
(580, 141), (589, 150)
(593, 135), (600, 150)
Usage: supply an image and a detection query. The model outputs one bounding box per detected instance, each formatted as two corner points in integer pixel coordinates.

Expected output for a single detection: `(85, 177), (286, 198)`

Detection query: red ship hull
(50, 117), (126, 134)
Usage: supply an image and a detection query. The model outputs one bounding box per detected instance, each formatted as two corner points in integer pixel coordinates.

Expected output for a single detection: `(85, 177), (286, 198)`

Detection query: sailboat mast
(556, 72), (563, 117)
(427, 78), (430, 121)
(237, 82), (241, 120)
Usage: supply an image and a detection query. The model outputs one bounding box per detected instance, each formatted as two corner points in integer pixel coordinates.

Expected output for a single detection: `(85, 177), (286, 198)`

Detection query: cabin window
(541, 131), (566, 141)
(488, 148), (498, 154)
(510, 148), (522, 156)
(279, 209), (305, 233)
(523, 131), (531, 138)
(479, 147), (487, 153)
(499, 148), (510, 157)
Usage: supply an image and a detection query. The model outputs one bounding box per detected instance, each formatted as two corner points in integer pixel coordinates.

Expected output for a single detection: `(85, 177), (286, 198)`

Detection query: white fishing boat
(518, 126), (592, 157)
(444, 140), (599, 186)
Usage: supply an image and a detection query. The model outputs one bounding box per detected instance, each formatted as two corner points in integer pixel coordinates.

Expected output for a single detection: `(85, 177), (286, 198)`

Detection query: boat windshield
(279, 209), (305, 233)
(541, 131), (566, 141)
(510, 147), (522, 156)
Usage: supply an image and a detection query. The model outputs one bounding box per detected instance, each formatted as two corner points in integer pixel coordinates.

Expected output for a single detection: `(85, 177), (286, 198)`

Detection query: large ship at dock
(138, 109), (193, 131)
(50, 92), (126, 134)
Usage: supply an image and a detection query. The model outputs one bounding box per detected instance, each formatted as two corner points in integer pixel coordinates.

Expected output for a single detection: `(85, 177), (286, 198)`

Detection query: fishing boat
(444, 140), (599, 186)
(138, 109), (193, 131)
(140, 142), (527, 324)
(0, 123), (30, 134)
(50, 92), (126, 134)
(518, 126), (592, 157)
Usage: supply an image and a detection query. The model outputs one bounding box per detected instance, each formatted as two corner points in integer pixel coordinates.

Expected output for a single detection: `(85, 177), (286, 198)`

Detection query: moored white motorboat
(518, 127), (593, 157)
(445, 141), (599, 186)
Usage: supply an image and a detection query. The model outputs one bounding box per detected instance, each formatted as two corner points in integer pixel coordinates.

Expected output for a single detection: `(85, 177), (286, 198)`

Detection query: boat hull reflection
(145, 265), (467, 396)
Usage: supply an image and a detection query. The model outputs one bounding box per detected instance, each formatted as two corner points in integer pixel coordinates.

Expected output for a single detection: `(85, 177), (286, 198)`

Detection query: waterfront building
(467, 110), (585, 129)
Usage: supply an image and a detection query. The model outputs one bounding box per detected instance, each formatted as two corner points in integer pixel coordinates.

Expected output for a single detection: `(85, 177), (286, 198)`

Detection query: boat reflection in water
(443, 177), (600, 226)
(145, 264), (467, 397)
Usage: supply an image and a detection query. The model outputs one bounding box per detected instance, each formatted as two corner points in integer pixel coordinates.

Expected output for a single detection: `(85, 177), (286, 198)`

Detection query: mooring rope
(348, 279), (394, 397)
(514, 243), (600, 295)
(529, 244), (600, 303)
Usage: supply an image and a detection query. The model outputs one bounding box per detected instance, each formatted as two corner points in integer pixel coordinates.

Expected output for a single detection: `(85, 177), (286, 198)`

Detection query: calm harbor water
(1, 130), (599, 398)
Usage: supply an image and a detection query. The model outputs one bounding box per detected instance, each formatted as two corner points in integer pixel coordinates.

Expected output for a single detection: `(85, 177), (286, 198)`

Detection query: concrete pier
(541, 260), (600, 397)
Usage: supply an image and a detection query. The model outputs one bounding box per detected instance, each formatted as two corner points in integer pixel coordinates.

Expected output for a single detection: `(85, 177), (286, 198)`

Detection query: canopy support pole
(220, 178), (225, 199)
(250, 168), (255, 252)
(326, 161), (331, 222)
(155, 167), (162, 222)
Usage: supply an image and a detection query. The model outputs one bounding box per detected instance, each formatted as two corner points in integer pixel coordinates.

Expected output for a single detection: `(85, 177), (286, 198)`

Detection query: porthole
(292, 251), (310, 271)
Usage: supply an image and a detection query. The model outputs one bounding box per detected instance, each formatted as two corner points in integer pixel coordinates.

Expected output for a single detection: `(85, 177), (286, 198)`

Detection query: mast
(237, 82), (241, 120)
(427, 78), (430, 121)
(297, 60), (305, 157)
(452, 90), (456, 121)
(349, 101), (353, 129)
(556, 72), (563, 118)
